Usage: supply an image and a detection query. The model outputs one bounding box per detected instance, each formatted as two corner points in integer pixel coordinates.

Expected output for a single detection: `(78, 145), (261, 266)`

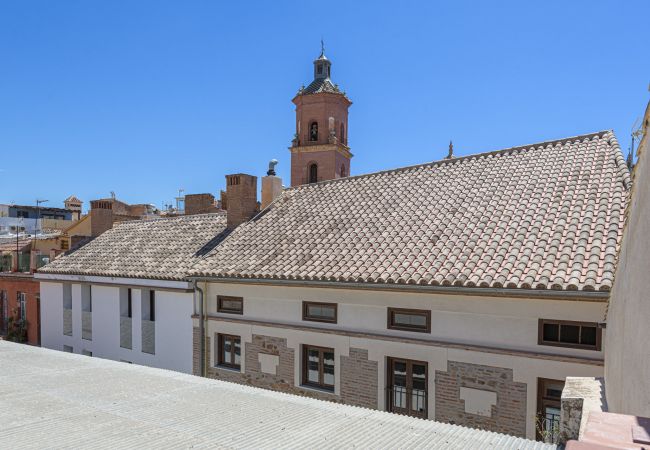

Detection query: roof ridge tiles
(284, 130), (613, 192)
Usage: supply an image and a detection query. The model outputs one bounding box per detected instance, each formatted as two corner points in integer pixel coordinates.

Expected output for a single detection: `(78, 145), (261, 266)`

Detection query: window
(302, 345), (335, 391)
(217, 334), (241, 370)
(303, 301), (337, 323)
(82, 349), (92, 357)
(217, 296), (243, 314)
(18, 292), (26, 322)
(63, 345), (73, 353)
(317, 64), (323, 75)
(309, 122), (318, 141)
(308, 163), (318, 183)
(340, 164), (347, 178)
(149, 290), (155, 322)
(387, 308), (431, 333)
(387, 357), (428, 418)
(340, 124), (345, 143)
(538, 319), (601, 350)
(537, 378), (564, 443)
(127, 289), (132, 318)
(60, 239), (69, 250)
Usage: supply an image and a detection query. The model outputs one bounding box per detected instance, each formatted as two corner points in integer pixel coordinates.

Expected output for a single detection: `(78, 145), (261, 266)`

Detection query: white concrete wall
(605, 102), (650, 417)
(202, 281), (606, 440)
(40, 281), (193, 373)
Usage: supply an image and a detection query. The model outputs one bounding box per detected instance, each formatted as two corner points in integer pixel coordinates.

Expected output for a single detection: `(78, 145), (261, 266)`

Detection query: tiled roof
(40, 213), (228, 281)
(193, 131), (630, 292)
(64, 195), (82, 203)
(0, 341), (556, 450)
(299, 77), (345, 95)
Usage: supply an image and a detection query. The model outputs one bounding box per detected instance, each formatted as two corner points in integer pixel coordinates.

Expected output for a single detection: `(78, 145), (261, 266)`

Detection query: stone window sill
(299, 384), (336, 395)
(215, 365), (241, 373)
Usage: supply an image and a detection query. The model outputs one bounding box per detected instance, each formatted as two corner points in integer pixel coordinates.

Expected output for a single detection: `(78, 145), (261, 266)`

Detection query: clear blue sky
(1, 1), (648, 210)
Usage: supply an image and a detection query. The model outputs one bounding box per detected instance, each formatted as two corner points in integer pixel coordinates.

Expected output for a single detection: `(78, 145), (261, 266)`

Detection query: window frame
(302, 344), (335, 391)
(302, 301), (338, 324)
(217, 333), (242, 370)
(538, 319), (602, 351)
(387, 308), (431, 333)
(217, 295), (244, 315)
(386, 356), (428, 418)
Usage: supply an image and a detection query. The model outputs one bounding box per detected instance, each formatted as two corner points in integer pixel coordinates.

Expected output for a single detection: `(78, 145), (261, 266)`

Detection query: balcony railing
(539, 411), (561, 444)
(385, 387), (428, 419)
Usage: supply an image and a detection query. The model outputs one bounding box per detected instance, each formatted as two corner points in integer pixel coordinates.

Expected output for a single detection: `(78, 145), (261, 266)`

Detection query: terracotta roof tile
(193, 131), (630, 292)
(40, 213), (228, 281)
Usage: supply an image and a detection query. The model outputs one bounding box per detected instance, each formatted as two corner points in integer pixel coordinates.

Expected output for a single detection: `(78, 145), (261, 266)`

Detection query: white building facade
(37, 213), (229, 374)
(192, 280), (605, 440)
(38, 275), (194, 373)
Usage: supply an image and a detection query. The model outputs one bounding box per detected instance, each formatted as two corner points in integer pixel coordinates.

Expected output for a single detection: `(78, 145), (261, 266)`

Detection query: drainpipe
(194, 281), (206, 377)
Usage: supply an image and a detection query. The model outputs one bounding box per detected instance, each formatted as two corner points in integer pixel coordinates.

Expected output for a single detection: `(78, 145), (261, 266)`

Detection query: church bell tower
(290, 44), (352, 186)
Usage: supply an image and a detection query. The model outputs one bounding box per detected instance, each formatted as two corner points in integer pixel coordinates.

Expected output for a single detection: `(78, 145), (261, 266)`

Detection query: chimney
(90, 200), (114, 237)
(261, 159), (283, 209)
(185, 193), (217, 215)
(225, 174), (258, 229)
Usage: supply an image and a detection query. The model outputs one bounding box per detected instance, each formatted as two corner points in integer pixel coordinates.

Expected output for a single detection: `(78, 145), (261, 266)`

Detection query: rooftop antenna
(628, 117), (643, 171)
(36, 199), (49, 236)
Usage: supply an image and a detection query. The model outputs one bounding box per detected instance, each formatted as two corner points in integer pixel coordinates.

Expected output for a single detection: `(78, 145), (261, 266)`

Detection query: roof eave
(187, 276), (609, 302)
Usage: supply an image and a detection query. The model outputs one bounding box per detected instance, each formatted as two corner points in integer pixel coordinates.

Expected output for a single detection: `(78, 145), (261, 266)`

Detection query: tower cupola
(289, 43), (353, 187)
(313, 43), (332, 80)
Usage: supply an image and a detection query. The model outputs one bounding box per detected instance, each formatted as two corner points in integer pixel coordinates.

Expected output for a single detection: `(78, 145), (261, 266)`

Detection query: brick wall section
(225, 174), (257, 229)
(185, 193), (219, 216)
(193, 329), (380, 407)
(340, 348), (378, 409)
(89, 201), (113, 237)
(435, 361), (527, 437)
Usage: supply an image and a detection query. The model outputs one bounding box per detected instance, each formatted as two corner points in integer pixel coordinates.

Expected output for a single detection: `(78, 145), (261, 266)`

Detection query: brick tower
(290, 45), (352, 186)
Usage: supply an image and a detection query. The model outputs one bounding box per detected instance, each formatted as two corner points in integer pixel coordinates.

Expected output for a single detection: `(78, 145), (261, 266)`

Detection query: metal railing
(540, 411), (561, 443)
(385, 387), (428, 418)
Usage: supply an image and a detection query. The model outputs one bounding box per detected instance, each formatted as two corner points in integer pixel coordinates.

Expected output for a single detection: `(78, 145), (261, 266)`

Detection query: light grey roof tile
(193, 131), (629, 292)
(40, 213), (227, 281)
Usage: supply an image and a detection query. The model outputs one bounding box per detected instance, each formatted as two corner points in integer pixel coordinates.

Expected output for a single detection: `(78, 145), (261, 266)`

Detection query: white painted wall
(40, 281), (193, 373)
(605, 102), (650, 417)
(201, 281), (606, 440)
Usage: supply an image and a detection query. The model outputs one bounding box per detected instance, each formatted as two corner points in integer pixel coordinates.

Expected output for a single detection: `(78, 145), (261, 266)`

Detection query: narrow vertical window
(309, 122), (318, 141)
(127, 288), (132, 318)
(309, 163), (318, 184)
(149, 290), (155, 322)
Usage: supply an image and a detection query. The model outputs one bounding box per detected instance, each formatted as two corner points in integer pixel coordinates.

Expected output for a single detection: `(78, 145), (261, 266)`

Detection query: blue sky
(1, 1), (648, 210)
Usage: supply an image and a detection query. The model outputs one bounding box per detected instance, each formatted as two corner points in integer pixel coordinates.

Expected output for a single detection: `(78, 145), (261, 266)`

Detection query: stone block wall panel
(341, 348), (378, 409)
(435, 361), (527, 437)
